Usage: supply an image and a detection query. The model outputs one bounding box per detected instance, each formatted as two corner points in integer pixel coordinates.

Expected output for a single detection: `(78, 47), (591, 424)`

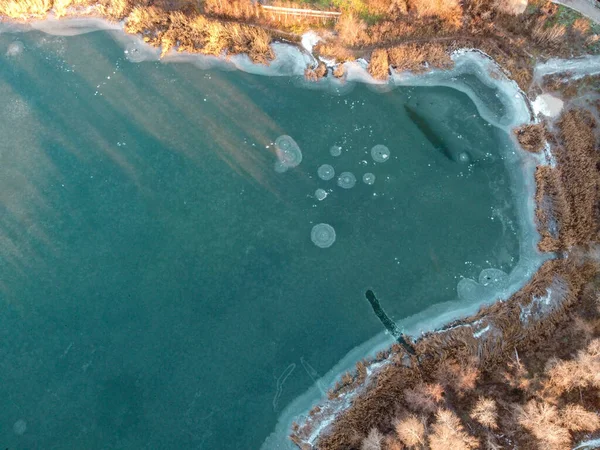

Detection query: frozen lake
(0, 30), (523, 449)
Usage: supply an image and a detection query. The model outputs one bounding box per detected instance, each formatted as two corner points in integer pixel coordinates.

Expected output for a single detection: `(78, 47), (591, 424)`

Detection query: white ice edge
(534, 54), (600, 81)
(0, 17), (548, 449)
(574, 438), (600, 450)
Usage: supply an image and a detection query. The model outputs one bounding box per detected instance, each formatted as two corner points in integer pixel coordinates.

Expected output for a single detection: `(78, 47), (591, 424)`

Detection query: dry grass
(387, 43), (453, 73)
(409, 0), (463, 28)
(514, 123), (546, 153)
(532, 17), (566, 47)
(123, 6), (273, 62)
(0, 0), (52, 18)
(536, 109), (600, 252)
(368, 48), (389, 80)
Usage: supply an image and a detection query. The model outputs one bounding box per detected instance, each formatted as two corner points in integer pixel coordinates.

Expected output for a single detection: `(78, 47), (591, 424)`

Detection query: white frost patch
(365, 360), (386, 377)
(532, 94), (564, 118)
(301, 31), (321, 54)
(319, 56), (336, 66)
(542, 141), (557, 168)
(573, 438), (600, 450)
(30, 17), (122, 36)
(535, 54), (600, 81)
(473, 325), (491, 338)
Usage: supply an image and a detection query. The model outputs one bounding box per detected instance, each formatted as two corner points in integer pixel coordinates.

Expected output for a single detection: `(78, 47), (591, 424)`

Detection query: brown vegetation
(536, 108), (600, 252)
(0, 0), (52, 18)
(1, 0), (599, 91)
(515, 123), (546, 153)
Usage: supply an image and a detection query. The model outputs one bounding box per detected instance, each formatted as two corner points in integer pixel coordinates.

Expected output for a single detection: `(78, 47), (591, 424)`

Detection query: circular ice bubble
(317, 164), (335, 181)
(330, 145), (342, 157)
(363, 173), (376, 185)
(478, 268), (509, 287)
(315, 189), (328, 201)
(457, 278), (487, 302)
(311, 223), (336, 248)
(124, 43), (147, 63)
(458, 152), (471, 164)
(337, 172), (356, 189)
(371, 145), (390, 163)
(275, 135), (302, 168)
(274, 161), (288, 173)
(13, 419), (26, 435)
(6, 41), (23, 57)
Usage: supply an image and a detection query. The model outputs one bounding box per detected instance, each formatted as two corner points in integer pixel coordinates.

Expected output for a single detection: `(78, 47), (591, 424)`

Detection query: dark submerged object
(365, 290), (416, 355)
(404, 104), (455, 161)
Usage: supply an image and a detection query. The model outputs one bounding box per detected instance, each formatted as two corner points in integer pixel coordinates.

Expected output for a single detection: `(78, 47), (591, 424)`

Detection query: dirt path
(552, 0), (600, 24)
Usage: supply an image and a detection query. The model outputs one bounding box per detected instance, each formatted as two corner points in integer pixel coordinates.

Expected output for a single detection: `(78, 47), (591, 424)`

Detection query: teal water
(0, 31), (519, 449)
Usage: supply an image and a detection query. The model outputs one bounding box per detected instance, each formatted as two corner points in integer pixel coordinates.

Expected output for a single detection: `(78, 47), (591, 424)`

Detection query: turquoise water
(0, 31), (519, 449)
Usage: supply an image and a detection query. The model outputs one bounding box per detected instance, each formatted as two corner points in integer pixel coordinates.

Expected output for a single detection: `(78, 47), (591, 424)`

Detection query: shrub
(470, 397), (498, 430)
(429, 409), (479, 450)
(394, 415), (426, 448)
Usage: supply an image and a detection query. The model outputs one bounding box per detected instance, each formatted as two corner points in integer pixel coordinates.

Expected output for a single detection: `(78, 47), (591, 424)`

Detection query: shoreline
(2, 5), (600, 449)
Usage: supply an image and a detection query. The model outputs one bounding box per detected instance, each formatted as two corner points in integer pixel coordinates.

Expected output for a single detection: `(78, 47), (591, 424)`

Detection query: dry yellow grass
(368, 48), (389, 80)
(409, 0), (463, 28)
(388, 43), (453, 73)
(0, 0), (52, 18)
(532, 17), (566, 47)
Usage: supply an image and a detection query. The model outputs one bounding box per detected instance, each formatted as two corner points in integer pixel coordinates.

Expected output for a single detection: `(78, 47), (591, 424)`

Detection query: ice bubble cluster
(13, 419), (26, 435)
(457, 268), (509, 301)
(274, 135), (302, 172)
(274, 161), (288, 173)
(479, 268), (508, 287)
(458, 152), (471, 164)
(315, 189), (328, 201)
(124, 43), (146, 63)
(317, 164), (335, 181)
(6, 41), (23, 57)
(362, 173), (376, 185)
(330, 146), (342, 157)
(311, 223), (336, 248)
(337, 172), (357, 189)
(371, 144), (390, 163)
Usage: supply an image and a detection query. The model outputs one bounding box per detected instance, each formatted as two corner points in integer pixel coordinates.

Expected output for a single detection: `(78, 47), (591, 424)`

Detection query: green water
(0, 31), (519, 449)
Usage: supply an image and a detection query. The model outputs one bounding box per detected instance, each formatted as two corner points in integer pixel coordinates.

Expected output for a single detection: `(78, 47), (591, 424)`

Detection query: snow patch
(301, 31), (321, 54)
(532, 94), (564, 118)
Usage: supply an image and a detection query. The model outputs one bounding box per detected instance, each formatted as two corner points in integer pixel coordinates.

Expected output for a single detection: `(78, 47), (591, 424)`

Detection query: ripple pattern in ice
(317, 164), (335, 181)
(275, 135), (302, 169)
(362, 173), (376, 185)
(311, 223), (336, 248)
(337, 172), (356, 189)
(371, 144), (390, 163)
